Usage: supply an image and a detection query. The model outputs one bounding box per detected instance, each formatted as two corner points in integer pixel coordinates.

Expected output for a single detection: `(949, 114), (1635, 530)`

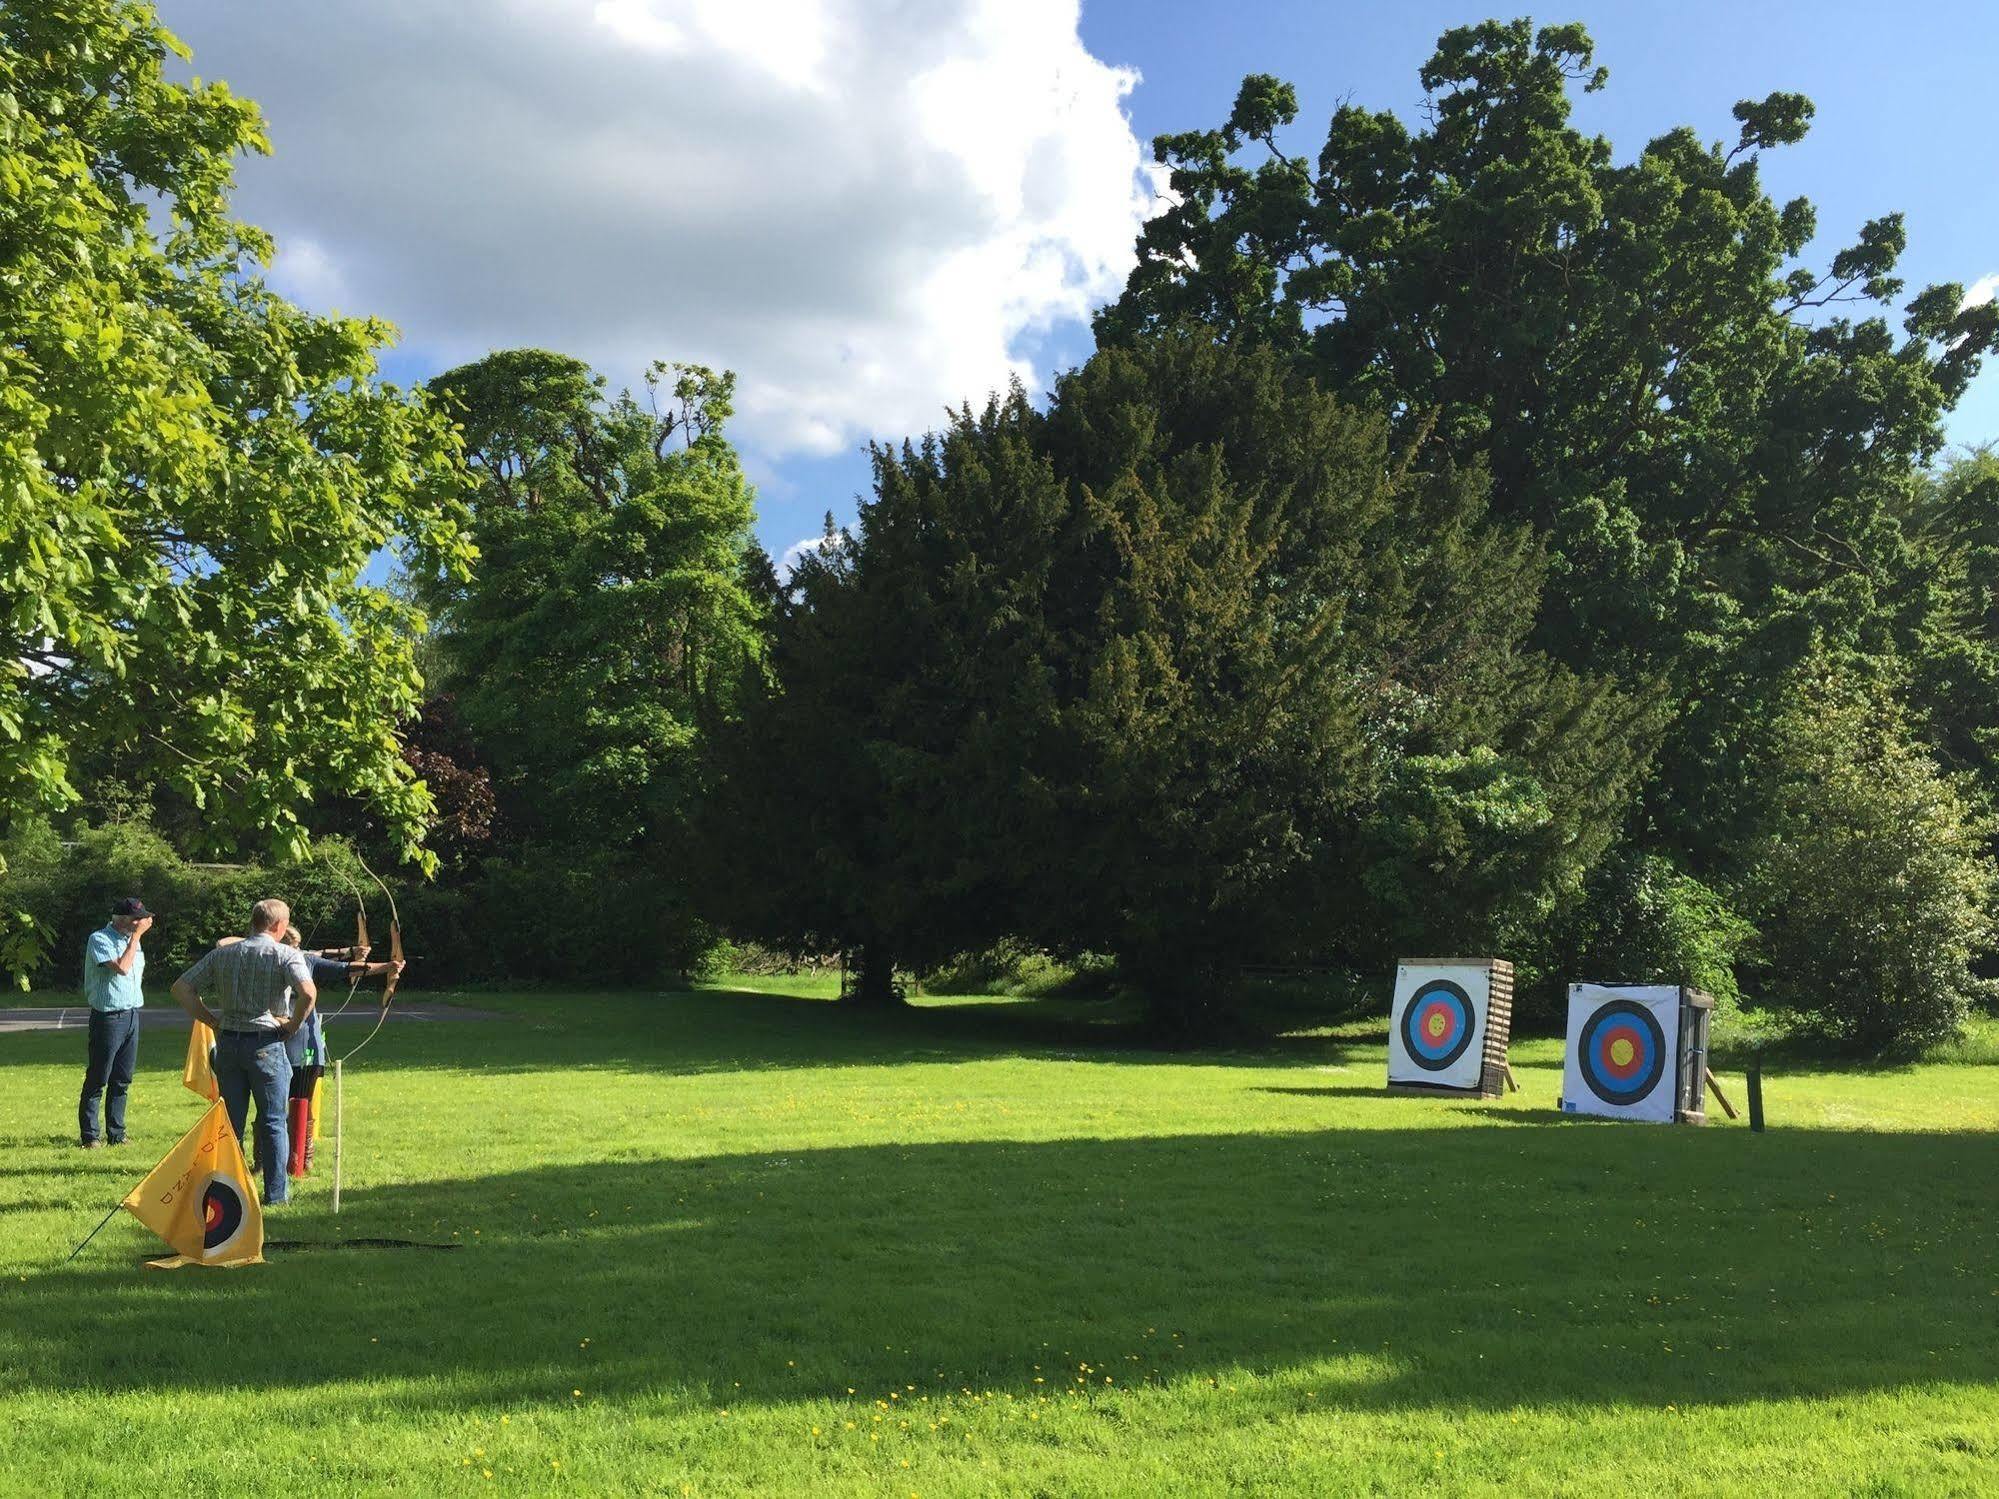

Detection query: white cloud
(1965, 273), (1999, 310)
(161, 0), (1155, 457)
(778, 533), (831, 577)
(273, 236), (348, 310)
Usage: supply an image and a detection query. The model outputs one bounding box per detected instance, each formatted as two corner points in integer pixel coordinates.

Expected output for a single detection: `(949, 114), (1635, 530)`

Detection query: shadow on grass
(13, 1123), (1994, 1420)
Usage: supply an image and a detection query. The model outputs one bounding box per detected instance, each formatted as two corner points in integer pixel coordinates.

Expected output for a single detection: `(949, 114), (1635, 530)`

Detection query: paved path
(0, 1004), (502, 1035)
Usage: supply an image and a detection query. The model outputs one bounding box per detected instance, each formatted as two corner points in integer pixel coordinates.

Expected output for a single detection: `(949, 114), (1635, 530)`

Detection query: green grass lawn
(4, 979), (1996, 1496)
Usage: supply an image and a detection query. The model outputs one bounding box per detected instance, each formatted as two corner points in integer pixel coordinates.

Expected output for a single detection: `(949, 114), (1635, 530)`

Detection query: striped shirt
(176, 933), (314, 1031)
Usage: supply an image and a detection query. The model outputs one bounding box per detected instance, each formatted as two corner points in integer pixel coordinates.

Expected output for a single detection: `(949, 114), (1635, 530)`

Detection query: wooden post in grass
(1747, 1057), (1765, 1133)
(332, 1058), (344, 1214)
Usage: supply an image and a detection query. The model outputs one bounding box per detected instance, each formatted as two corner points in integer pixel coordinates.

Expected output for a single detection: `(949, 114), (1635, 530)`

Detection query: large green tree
(1097, 20), (1999, 869)
(414, 350), (764, 854)
(710, 333), (1649, 1023)
(0, 0), (474, 973)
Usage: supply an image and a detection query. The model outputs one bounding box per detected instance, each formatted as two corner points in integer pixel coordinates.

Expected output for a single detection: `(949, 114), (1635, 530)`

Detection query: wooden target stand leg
(1704, 1067), (1739, 1120)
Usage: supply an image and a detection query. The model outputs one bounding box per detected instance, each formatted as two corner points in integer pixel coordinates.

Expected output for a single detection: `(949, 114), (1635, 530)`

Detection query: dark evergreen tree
(706, 332), (1652, 1027)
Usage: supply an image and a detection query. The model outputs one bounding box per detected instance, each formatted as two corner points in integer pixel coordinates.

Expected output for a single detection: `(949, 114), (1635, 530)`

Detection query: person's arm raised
(103, 915), (151, 976)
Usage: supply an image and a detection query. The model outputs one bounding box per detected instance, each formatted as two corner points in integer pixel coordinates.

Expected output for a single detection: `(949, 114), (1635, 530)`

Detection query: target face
(1387, 964), (1490, 1089)
(1400, 980), (1476, 1071)
(199, 1173), (251, 1259)
(1563, 985), (1679, 1122)
(1578, 1000), (1665, 1105)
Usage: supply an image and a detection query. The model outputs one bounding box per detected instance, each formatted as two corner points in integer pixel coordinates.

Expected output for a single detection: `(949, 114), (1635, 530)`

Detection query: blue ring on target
(1577, 999), (1667, 1106)
(1399, 979), (1477, 1071)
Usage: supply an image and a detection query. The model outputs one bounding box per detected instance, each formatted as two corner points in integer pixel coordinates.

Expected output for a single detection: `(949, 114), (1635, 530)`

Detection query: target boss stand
(1561, 984), (1714, 1124)
(1385, 958), (1517, 1099)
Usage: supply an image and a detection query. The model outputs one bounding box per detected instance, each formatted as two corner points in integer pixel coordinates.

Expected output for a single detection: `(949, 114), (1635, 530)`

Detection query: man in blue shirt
(79, 896), (151, 1148)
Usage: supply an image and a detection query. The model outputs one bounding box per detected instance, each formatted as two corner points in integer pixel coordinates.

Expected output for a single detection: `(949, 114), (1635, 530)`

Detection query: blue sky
(778, 0), (1999, 558)
(171, 1), (1997, 569)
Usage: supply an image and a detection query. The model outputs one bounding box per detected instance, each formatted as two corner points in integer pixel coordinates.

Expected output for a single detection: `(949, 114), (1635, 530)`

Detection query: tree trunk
(845, 945), (903, 1007)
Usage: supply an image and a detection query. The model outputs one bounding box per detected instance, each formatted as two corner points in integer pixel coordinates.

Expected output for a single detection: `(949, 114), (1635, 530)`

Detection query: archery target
(1563, 985), (1678, 1122)
(1387, 964), (1490, 1089)
(199, 1173), (252, 1259)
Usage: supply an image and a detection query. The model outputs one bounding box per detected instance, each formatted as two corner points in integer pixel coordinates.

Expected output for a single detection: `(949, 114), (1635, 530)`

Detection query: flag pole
(332, 1057), (343, 1214)
(63, 1200), (124, 1263)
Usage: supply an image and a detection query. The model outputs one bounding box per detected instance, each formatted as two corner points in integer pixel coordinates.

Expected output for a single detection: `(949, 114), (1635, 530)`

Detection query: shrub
(0, 820), (724, 993)
(920, 943), (1115, 999)
(1747, 667), (1999, 1052)
(1525, 851), (1755, 1027)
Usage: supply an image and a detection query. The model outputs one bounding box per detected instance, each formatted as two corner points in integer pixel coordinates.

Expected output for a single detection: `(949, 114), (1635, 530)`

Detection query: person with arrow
(211, 925), (403, 1177)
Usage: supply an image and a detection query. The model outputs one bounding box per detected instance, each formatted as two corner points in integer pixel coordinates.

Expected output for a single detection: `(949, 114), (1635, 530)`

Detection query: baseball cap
(110, 897), (153, 918)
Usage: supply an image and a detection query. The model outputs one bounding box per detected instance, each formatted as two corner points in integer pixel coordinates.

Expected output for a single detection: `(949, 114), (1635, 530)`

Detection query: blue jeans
(79, 1008), (140, 1144)
(214, 1031), (293, 1205)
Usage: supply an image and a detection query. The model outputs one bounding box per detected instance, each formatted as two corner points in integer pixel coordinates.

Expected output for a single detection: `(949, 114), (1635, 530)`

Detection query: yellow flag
(122, 1097), (264, 1267)
(183, 1020), (219, 1102)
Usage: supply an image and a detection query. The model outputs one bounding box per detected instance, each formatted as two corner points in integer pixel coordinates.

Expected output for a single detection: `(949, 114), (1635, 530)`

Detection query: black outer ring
(1577, 998), (1669, 1106)
(202, 1178), (246, 1252)
(1399, 979), (1477, 1072)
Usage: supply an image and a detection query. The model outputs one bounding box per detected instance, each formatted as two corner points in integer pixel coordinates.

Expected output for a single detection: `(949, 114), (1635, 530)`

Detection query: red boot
(288, 1097), (311, 1178)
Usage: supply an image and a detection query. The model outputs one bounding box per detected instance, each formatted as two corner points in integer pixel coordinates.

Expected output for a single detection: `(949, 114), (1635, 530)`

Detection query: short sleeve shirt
(177, 934), (313, 1030)
(82, 925), (144, 1011)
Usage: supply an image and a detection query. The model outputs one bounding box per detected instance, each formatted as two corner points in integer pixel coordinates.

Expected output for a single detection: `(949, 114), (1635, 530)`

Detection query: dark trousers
(79, 1008), (140, 1144)
(214, 1030), (293, 1204)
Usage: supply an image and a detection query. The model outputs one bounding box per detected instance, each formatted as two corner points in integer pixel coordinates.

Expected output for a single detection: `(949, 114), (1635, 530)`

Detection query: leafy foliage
(1527, 851), (1756, 1024)
(1, 816), (378, 984)
(0, 0), (474, 885)
(413, 351), (764, 854)
(1748, 666), (1998, 1051)
(1893, 449), (1999, 791)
